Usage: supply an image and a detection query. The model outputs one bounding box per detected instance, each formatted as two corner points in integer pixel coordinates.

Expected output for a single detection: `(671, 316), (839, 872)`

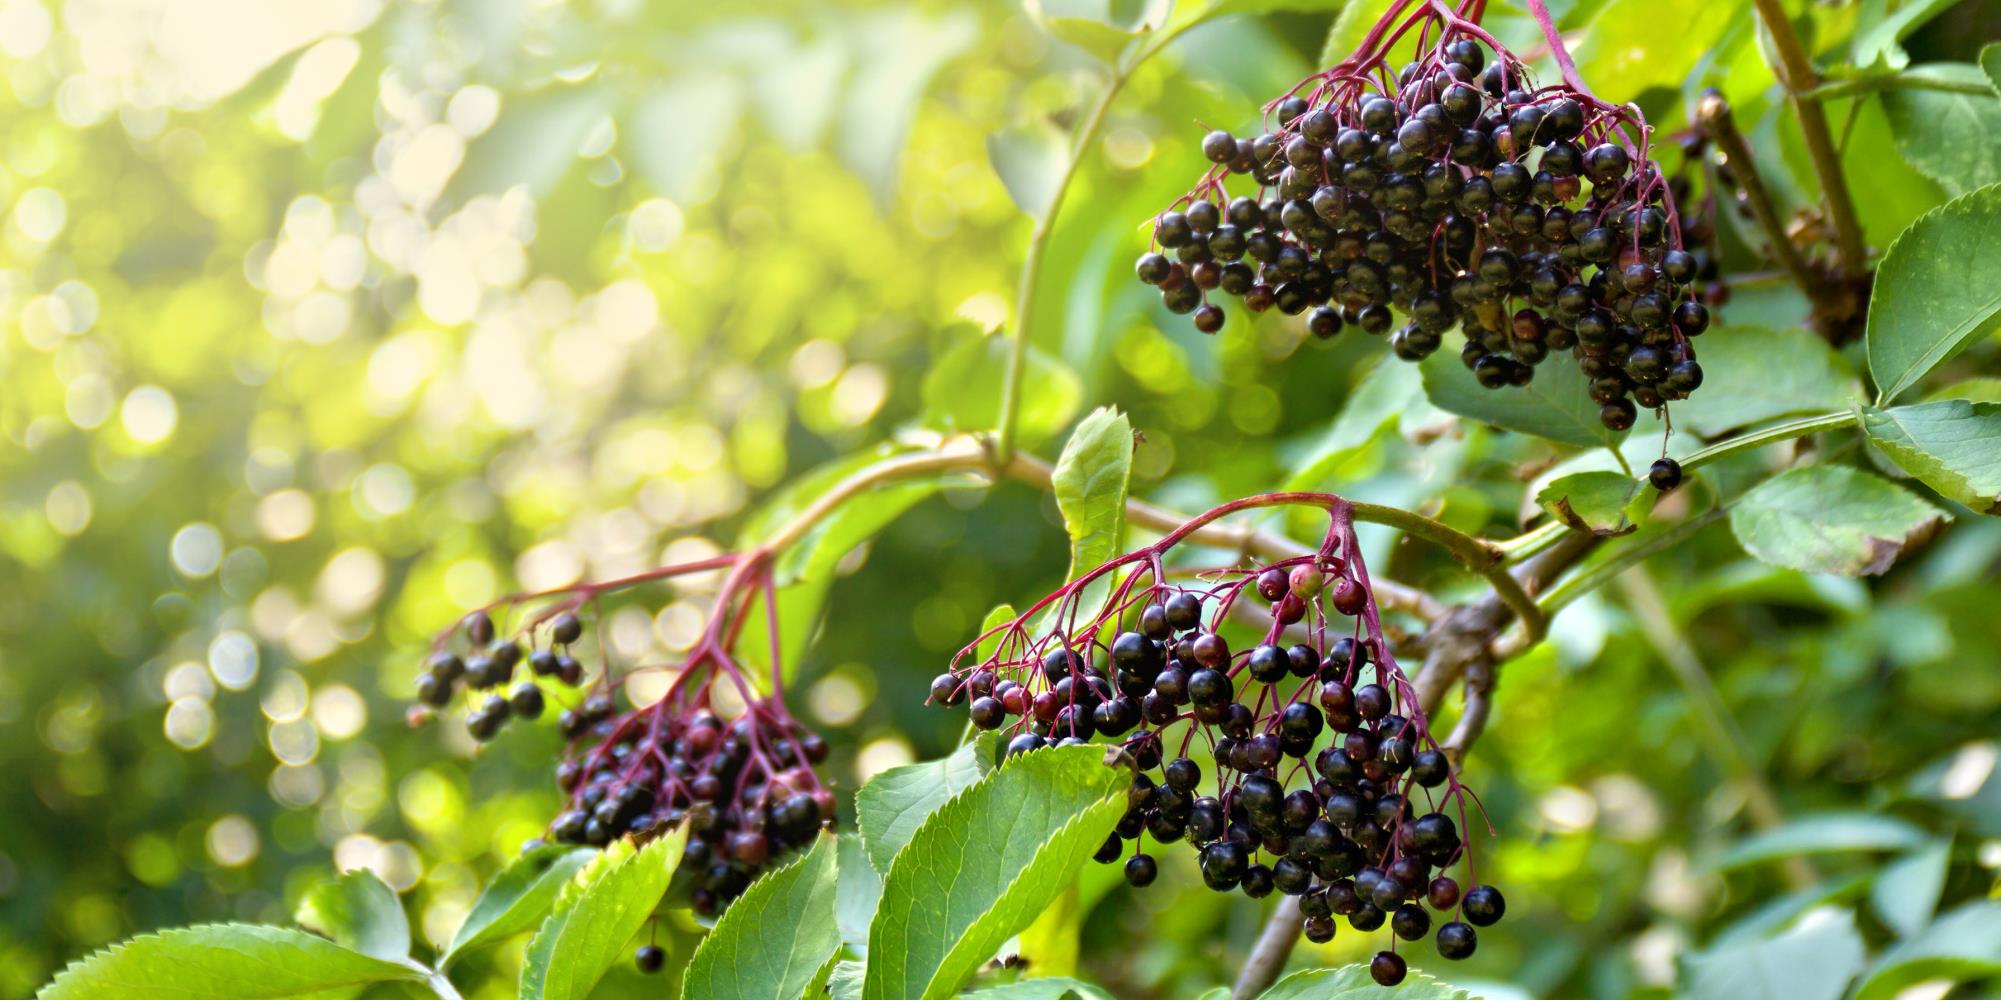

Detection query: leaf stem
(1748, 0), (1867, 275)
(1694, 91), (1828, 298)
(1802, 71), (2000, 102)
(1679, 410), (1858, 471)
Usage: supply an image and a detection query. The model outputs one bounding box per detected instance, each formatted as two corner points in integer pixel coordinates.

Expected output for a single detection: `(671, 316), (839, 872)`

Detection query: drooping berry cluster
(930, 495), (1504, 985)
(412, 553), (836, 921)
(1135, 1), (1712, 431)
(414, 608), (585, 741)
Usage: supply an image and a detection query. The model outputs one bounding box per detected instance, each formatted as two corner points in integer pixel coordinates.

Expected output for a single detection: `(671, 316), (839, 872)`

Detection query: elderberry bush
(1136, 30), (1714, 432)
(930, 499), (1504, 983)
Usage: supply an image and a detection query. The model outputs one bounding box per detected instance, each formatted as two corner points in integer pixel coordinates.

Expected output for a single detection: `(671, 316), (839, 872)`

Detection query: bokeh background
(3, 0), (1999, 997)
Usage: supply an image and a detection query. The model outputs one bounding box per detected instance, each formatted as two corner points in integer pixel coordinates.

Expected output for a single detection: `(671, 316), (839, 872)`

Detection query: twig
(1231, 895), (1303, 1000)
(1617, 566), (1817, 889)
(1694, 91), (1827, 298)
(1749, 0), (1866, 275)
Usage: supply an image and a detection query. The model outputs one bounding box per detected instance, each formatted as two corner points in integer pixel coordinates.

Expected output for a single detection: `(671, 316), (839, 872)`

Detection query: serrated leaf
(861, 746), (1128, 1000)
(1861, 400), (2001, 512)
(1679, 325), (1863, 438)
(1728, 466), (1947, 575)
(1258, 964), (1477, 998)
(444, 845), (594, 965)
(1881, 64), (2001, 197)
(1866, 183), (2001, 403)
(37, 924), (424, 999)
(989, 124), (1069, 221)
(1681, 907), (1865, 1000)
(1538, 471), (1644, 536)
(294, 870), (408, 963)
(682, 834), (842, 1000)
(1713, 812), (1929, 869)
(1851, 901), (2001, 1000)
(1871, 839), (1951, 938)
(520, 827), (687, 1000)
(1420, 350), (1623, 447)
(1052, 407), (1133, 581)
(855, 733), (999, 872)
(963, 976), (1117, 999)
(921, 331), (1083, 448)
(836, 835), (884, 955)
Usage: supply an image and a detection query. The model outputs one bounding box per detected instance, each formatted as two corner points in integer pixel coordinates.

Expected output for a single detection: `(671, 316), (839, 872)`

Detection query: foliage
(5, 0), (2001, 998)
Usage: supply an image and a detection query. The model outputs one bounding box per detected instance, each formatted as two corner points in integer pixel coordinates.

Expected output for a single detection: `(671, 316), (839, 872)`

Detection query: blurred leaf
(861, 745), (1127, 1000)
(1711, 873), (1873, 947)
(1538, 471), (1644, 536)
(520, 828), (687, 1000)
(628, 76), (745, 203)
(443, 82), (612, 209)
(38, 924), (423, 999)
(836, 835), (884, 955)
(1851, 901), (2001, 1000)
(1052, 407), (1134, 581)
(1714, 812), (1929, 869)
(682, 834), (841, 1000)
(1025, 0), (1164, 61)
(1863, 400), (2001, 512)
(1258, 964), (1477, 998)
(1016, 884), (1082, 978)
(922, 333), (1084, 447)
(1678, 326), (1863, 438)
(1729, 466), (1947, 576)
(1881, 64), (2001, 197)
(445, 845), (595, 965)
(1681, 907), (1865, 1000)
(1867, 182), (2001, 403)
(1871, 839), (1951, 938)
(1420, 350), (1624, 448)
(1286, 356), (1421, 490)
(976, 604), (1019, 663)
(1922, 376), (2001, 402)
(836, 9), (979, 202)
(745, 32), (848, 144)
(963, 977), (1117, 999)
(855, 733), (999, 873)
(829, 959), (867, 1000)
(989, 124), (1070, 221)
(1852, 0), (1959, 73)
(1576, 0), (1737, 104)
(1986, 42), (2001, 91)
(294, 870), (409, 963)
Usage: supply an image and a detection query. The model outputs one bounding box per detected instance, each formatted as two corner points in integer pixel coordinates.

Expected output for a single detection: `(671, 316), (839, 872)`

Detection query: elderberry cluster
(415, 609), (586, 741)
(933, 548), (1503, 985)
(548, 697), (835, 916)
(1136, 36), (1712, 431)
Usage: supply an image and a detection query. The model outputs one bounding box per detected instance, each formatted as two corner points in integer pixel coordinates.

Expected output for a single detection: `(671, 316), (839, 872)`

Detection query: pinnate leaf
(856, 733), (998, 872)
(1714, 812), (1928, 869)
(294, 870), (409, 963)
(861, 745), (1128, 1000)
(682, 833), (843, 1000)
(444, 844), (594, 964)
(1420, 350), (1622, 448)
(1258, 964), (1477, 998)
(1861, 400), (2001, 512)
(520, 828), (687, 1000)
(1866, 182), (2001, 403)
(1681, 907), (1865, 1000)
(38, 924), (423, 999)
(1851, 901), (2001, 1000)
(1728, 465), (1947, 575)
(1537, 471), (1644, 536)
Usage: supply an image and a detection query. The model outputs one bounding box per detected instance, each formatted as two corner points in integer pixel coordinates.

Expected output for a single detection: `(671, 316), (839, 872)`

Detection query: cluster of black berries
(548, 694), (835, 917)
(1135, 36), (1713, 431)
(415, 609), (586, 740)
(933, 556), (1503, 985)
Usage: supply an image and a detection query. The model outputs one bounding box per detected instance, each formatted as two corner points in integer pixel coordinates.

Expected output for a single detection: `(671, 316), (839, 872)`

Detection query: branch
(1749, 0), (1867, 275)
(1694, 91), (1827, 299)
(1231, 895), (1303, 1000)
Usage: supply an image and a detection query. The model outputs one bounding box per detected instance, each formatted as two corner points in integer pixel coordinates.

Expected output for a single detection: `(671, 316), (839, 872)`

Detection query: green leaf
(861, 745), (1128, 1000)
(1576, 0), (1737, 105)
(1871, 839), (1951, 938)
(1420, 350), (1624, 448)
(37, 924), (424, 999)
(1285, 356), (1423, 490)
(988, 124), (1069, 221)
(1851, 901), (2001, 1000)
(520, 828), (687, 1000)
(829, 960), (866, 1000)
(962, 977), (1117, 999)
(627, 76), (745, 203)
(1257, 964), (1477, 998)
(294, 870), (409, 963)
(1016, 884), (1082, 978)
(1537, 471), (1644, 536)
(836, 835), (884, 955)
(855, 734), (998, 872)
(835, 9), (979, 203)
(922, 331), (1083, 448)
(1881, 64), (2001, 197)
(975, 604), (1018, 663)
(1678, 325), (1863, 438)
(1861, 400), (2001, 512)
(1853, 0), (1960, 73)
(1984, 42), (2001, 92)
(1051, 407), (1134, 582)
(1681, 907), (1865, 1000)
(1728, 466), (1948, 576)
(1866, 182), (2001, 403)
(1023, 0), (1163, 62)
(1922, 376), (2001, 403)
(682, 834), (842, 1000)
(442, 82), (612, 210)
(444, 845), (595, 965)
(1714, 812), (1929, 869)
